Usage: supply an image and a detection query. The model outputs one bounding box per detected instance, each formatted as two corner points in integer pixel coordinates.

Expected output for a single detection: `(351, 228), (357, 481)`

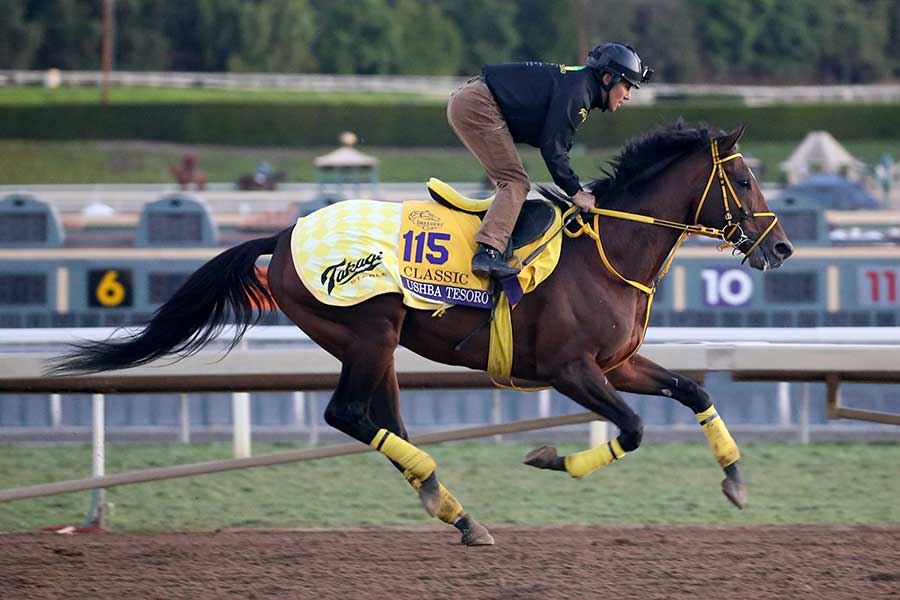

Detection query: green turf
(0, 442), (897, 532)
(0, 140), (618, 185)
(0, 86), (444, 106)
(0, 86), (749, 107)
(0, 139), (894, 186)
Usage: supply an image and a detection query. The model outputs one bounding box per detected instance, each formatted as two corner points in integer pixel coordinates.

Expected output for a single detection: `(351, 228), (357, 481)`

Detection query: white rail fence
(4, 70), (900, 105)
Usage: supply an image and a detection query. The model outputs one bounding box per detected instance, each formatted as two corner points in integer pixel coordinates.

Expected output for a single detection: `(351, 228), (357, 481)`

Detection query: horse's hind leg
(316, 312), (442, 517)
(368, 364), (494, 546)
(525, 357), (644, 478)
(606, 354), (746, 509)
(268, 240), (446, 516)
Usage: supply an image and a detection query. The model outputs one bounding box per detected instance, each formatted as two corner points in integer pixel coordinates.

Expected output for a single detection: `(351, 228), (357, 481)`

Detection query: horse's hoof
(457, 514), (495, 546)
(722, 477), (747, 509)
(524, 445), (558, 469)
(722, 461), (747, 509)
(418, 472), (442, 517)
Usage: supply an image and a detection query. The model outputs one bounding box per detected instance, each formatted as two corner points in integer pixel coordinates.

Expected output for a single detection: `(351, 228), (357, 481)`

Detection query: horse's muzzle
(746, 238), (793, 271)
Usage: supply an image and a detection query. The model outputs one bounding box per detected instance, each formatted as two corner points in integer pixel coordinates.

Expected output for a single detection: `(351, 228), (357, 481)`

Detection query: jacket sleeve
(538, 94), (585, 197)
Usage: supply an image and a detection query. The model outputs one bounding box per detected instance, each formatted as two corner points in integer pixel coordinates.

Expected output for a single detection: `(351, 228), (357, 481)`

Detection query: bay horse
(50, 123), (793, 546)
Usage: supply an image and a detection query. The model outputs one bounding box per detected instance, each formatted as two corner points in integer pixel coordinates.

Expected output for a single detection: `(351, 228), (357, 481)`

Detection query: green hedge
(1, 103), (898, 146)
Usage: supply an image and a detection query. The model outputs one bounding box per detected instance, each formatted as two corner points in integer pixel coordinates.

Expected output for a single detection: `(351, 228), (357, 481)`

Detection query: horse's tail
(47, 229), (287, 375)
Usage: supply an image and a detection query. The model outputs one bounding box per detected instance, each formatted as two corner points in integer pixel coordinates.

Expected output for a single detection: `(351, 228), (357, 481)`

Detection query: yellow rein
(565, 141), (779, 373)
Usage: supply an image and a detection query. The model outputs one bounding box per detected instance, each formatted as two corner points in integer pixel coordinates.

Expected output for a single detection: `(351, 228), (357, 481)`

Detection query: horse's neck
(581, 164), (702, 287)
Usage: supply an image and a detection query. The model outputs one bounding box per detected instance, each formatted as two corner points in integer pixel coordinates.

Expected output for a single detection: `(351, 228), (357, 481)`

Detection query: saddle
(426, 178), (557, 250)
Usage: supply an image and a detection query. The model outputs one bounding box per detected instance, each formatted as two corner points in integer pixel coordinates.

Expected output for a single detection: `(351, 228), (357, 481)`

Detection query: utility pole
(101, 0), (114, 105)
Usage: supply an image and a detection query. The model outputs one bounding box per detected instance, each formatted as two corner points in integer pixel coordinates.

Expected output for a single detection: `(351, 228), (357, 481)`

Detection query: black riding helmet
(587, 42), (653, 91)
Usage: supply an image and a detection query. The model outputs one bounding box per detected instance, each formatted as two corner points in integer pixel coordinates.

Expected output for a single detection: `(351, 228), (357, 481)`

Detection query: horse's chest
(586, 316), (638, 351)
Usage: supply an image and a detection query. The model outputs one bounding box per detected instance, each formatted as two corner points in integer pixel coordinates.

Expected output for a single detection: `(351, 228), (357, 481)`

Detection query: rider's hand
(572, 190), (596, 211)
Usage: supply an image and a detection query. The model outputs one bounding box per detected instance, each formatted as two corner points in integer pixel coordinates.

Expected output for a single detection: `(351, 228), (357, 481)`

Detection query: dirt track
(2, 525), (899, 599)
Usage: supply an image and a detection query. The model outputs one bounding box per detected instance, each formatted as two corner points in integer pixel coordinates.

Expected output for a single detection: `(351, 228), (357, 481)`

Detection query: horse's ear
(717, 124), (746, 152)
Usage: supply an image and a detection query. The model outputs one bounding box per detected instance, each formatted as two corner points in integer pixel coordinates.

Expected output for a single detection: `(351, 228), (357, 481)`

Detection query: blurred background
(0, 0), (898, 531)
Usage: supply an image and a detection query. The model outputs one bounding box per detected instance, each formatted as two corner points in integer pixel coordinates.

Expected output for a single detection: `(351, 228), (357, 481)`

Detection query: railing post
(232, 392), (251, 458)
(538, 389), (551, 419)
(491, 389), (502, 444)
(589, 420), (609, 448)
(777, 382), (791, 428)
(85, 393), (106, 528)
(799, 383), (810, 445)
(49, 393), (62, 430)
(292, 391), (306, 430)
(309, 392), (319, 446)
(179, 393), (191, 444)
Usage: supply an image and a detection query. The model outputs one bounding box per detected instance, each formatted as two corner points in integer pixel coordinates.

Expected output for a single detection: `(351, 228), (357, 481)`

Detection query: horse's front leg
(606, 354), (747, 509)
(525, 357), (643, 478)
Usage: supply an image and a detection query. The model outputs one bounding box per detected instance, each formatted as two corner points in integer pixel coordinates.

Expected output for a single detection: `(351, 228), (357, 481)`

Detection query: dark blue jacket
(482, 62), (604, 196)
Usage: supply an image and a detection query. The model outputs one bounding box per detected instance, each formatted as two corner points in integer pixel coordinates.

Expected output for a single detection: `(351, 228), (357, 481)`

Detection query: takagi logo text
(320, 252), (383, 295)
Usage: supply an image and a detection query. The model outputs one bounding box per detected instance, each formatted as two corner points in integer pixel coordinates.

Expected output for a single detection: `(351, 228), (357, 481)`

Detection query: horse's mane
(539, 121), (715, 206)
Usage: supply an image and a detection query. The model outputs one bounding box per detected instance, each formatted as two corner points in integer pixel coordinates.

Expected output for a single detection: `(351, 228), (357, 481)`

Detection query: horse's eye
(739, 179), (751, 189)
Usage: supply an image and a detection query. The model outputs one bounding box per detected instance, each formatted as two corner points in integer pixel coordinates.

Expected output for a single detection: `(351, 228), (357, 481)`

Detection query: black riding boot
(471, 243), (521, 279)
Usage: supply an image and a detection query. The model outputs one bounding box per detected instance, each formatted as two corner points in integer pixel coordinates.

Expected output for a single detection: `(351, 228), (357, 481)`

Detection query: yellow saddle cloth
(290, 199), (562, 310)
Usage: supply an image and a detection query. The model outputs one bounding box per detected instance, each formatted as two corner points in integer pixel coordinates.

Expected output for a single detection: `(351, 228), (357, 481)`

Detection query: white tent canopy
(781, 131), (866, 185)
(313, 146), (378, 168)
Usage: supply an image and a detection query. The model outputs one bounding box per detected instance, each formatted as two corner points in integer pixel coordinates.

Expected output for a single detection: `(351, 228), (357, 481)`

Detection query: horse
(50, 123), (793, 547)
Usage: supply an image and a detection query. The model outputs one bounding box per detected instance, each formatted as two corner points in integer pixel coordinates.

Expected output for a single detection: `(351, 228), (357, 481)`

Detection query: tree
(390, 0), (463, 75)
(311, 0), (400, 74)
(115, 0), (171, 71)
(194, 0), (244, 71)
(813, 0), (888, 82)
(627, 0), (702, 82)
(514, 0), (579, 65)
(31, 0), (102, 70)
(161, 1), (243, 71)
(229, 0), (317, 73)
(746, 0), (817, 83)
(437, 0), (519, 72)
(689, 0), (769, 82)
(0, 0), (42, 69)
(887, 1), (900, 78)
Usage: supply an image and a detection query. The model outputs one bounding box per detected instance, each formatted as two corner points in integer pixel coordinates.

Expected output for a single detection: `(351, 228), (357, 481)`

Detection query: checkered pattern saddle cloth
(290, 199), (562, 310)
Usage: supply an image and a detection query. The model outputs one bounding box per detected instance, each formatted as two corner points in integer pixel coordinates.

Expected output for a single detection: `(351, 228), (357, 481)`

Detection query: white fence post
(538, 389), (551, 419)
(309, 392), (319, 446)
(589, 420), (609, 448)
(292, 391), (306, 430)
(179, 393), (191, 444)
(777, 382), (792, 428)
(49, 393), (62, 430)
(491, 389), (502, 444)
(86, 393), (106, 527)
(232, 392), (251, 458)
(799, 383), (811, 445)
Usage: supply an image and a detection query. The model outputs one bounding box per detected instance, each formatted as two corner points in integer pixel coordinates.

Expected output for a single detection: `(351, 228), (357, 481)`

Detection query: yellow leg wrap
(564, 439), (626, 479)
(370, 429), (436, 481)
(696, 406), (741, 467)
(436, 483), (465, 523)
(403, 473), (464, 524)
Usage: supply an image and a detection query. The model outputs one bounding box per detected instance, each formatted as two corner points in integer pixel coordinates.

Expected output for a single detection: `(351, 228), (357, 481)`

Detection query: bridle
(565, 138), (779, 279)
(694, 139), (778, 263)
(559, 138), (779, 372)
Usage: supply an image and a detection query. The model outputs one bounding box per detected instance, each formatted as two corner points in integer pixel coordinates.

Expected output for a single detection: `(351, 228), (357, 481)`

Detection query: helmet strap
(598, 73), (620, 112)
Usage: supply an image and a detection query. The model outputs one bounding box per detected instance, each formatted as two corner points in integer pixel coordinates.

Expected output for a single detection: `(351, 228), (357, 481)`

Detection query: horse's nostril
(774, 241), (793, 260)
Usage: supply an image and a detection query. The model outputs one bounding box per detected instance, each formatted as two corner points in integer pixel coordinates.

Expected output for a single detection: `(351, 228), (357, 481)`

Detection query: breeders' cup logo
(321, 252), (383, 295)
(408, 210), (443, 231)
